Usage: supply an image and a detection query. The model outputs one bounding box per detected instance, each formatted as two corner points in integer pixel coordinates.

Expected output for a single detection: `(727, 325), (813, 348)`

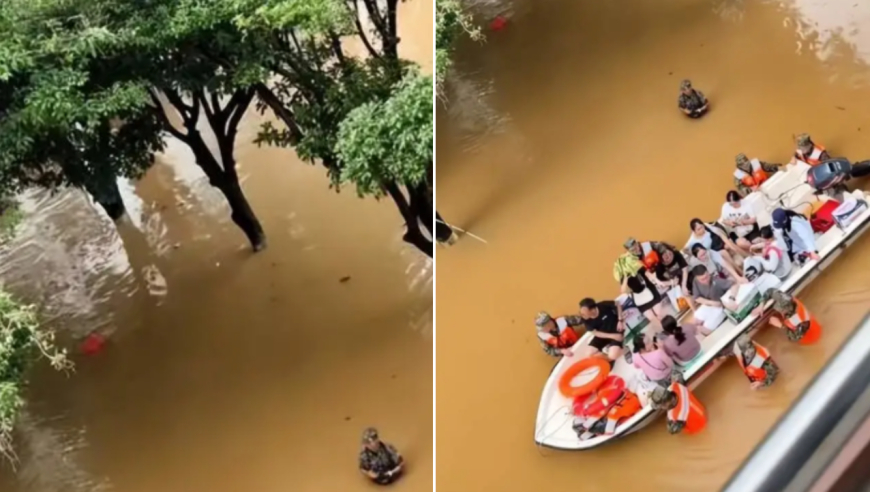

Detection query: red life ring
(559, 357), (610, 398)
(574, 375), (626, 417)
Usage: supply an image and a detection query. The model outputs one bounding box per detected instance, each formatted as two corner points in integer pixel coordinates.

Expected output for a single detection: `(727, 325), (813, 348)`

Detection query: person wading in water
(359, 428), (404, 485)
(678, 79), (709, 118)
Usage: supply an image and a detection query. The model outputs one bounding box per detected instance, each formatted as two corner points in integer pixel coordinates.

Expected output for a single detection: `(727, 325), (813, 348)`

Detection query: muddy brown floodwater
(436, 0), (870, 490)
(0, 2), (432, 492)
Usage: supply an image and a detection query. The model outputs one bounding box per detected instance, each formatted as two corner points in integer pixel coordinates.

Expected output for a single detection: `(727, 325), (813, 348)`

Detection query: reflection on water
(437, 0), (870, 490)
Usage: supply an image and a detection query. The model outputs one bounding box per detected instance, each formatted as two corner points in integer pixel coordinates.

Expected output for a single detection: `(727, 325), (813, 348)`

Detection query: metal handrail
(723, 313), (870, 492)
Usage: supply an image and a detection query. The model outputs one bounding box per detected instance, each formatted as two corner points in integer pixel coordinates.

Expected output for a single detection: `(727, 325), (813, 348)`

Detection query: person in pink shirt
(657, 315), (702, 365)
(632, 335), (675, 385)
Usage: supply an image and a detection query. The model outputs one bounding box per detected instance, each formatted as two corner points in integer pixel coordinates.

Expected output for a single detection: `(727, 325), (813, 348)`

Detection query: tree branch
(253, 83), (303, 144)
(347, 0), (380, 58)
(362, 0), (388, 41)
(197, 89), (221, 134)
(148, 89), (188, 142)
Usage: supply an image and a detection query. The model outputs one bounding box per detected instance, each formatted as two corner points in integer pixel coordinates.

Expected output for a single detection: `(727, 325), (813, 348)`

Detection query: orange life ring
(574, 375), (626, 417)
(559, 357), (610, 398)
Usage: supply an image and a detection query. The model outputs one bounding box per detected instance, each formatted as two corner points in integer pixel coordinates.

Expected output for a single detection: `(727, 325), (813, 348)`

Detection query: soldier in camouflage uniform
(734, 153), (782, 196)
(359, 427), (404, 485)
(755, 289), (816, 343)
(678, 79), (708, 118)
(650, 369), (691, 435)
(536, 311), (584, 357)
(734, 334), (779, 389)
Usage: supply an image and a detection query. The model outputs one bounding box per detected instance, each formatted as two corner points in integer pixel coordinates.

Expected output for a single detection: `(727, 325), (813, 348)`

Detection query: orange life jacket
(633, 241), (660, 269)
(734, 159), (770, 189)
(781, 297), (822, 345)
(604, 391), (641, 435)
(667, 382), (707, 435)
(796, 144), (827, 166)
(546, 317), (580, 348)
(734, 340), (772, 383)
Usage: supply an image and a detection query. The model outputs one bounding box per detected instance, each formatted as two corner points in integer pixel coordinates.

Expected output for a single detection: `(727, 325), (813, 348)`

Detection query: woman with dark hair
(685, 217), (743, 272)
(720, 190), (761, 253)
(658, 315), (704, 365)
(632, 334), (674, 385)
(690, 243), (744, 282)
(619, 269), (665, 332)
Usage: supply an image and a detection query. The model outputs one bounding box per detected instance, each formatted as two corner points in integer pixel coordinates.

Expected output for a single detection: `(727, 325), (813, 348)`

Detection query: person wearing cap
(792, 133), (830, 166)
(578, 297), (625, 361)
(771, 208), (819, 263)
(535, 311), (584, 357)
(732, 334), (778, 390)
(677, 79), (708, 118)
(623, 238), (677, 287)
(733, 154), (782, 196)
(359, 427), (404, 485)
(753, 289), (823, 345)
(650, 371), (707, 434)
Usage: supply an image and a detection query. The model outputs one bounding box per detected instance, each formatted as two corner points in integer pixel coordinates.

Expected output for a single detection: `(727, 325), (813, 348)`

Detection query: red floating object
(490, 16), (507, 31)
(81, 333), (106, 355)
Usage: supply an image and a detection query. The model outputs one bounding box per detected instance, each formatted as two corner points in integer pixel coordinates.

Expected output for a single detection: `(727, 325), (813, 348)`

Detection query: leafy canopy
(435, 0), (480, 93)
(336, 70), (432, 197)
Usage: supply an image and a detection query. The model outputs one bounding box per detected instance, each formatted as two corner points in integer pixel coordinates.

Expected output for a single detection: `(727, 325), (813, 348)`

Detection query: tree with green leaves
(436, 0), (480, 95)
(0, 0), (268, 250)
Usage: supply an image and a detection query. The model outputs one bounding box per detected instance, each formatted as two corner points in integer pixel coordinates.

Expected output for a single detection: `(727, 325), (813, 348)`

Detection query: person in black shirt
(653, 244), (690, 294)
(579, 297), (624, 361)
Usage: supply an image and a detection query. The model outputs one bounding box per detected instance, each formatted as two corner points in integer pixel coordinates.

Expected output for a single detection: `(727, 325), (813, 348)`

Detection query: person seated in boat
(690, 243), (745, 283)
(578, 297), (625, 361)
(622, 237), (675, 289)
(733, 153), (782, 196)
(650, 242), (689, 289)
(685, 218), (742, 273)
(733, 335), (779, 390)
(690, 264), (741, 312)
(650, 371), (707, 435)
(657, 315), (704, 364)
(632, 334), (674, 386)
(678, 79), (708, 118)
(752, 289), (822, 345)
(792, 133), (830, 167)
(742, 226), (792, 281)
(771, 208), (820, 263)
(535, 311), (584, 357)
(720, 190), (762, 254)
(619, 271), (665, 332)
(359, 427), (404, 485)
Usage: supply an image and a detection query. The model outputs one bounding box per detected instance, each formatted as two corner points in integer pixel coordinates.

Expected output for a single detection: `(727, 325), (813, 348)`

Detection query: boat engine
(806, 158), (870, 192)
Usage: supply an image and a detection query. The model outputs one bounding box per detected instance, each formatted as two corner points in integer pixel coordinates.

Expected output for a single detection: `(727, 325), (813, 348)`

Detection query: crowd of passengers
(536, 134), (830, 386)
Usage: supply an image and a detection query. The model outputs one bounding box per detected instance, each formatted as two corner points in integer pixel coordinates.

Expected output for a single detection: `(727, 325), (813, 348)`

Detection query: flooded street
(436, 0), (870, 490)
(0, 2), (432, 491)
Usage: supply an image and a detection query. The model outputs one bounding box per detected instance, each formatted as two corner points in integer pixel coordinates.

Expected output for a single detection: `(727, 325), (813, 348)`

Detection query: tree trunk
(219, 177), (267, 252)
(187, 134), (267, 252)
(434, 212), (454, 243)
(385, 182), (433, 258)
(409, 182), (454, 243)
(85, 179), (126, 221)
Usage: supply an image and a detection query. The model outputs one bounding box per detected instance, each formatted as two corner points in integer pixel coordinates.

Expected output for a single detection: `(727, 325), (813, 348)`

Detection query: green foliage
(435, 0), (480, 93)
(0, 290), (71, 463)
(336, 71), (433, 197)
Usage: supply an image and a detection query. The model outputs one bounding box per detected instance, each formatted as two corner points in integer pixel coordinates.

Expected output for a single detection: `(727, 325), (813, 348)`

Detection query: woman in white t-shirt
(685, 218), (743, 273)
(720, 190), (761, 254)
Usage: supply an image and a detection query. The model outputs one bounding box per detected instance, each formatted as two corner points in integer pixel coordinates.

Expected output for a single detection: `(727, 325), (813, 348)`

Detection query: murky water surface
(0, 2), (433, 491)
(436, 0), (870, 490)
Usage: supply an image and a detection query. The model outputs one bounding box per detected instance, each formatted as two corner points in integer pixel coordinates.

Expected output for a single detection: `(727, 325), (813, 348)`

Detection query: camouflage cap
(735, 153), (749, 166)
(680, 79), (692, 90)
(535, 311), (553, 328)
(736, 334), (753, 351)
(361, 427), (379, 444)
(768, 290), (797, 314)
(624, 237), (639, 250)
(796, 133), (811, 147)
(650, 385), (671, 407)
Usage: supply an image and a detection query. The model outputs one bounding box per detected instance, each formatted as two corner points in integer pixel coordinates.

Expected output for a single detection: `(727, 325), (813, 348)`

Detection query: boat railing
(722, 313), (870, 492)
